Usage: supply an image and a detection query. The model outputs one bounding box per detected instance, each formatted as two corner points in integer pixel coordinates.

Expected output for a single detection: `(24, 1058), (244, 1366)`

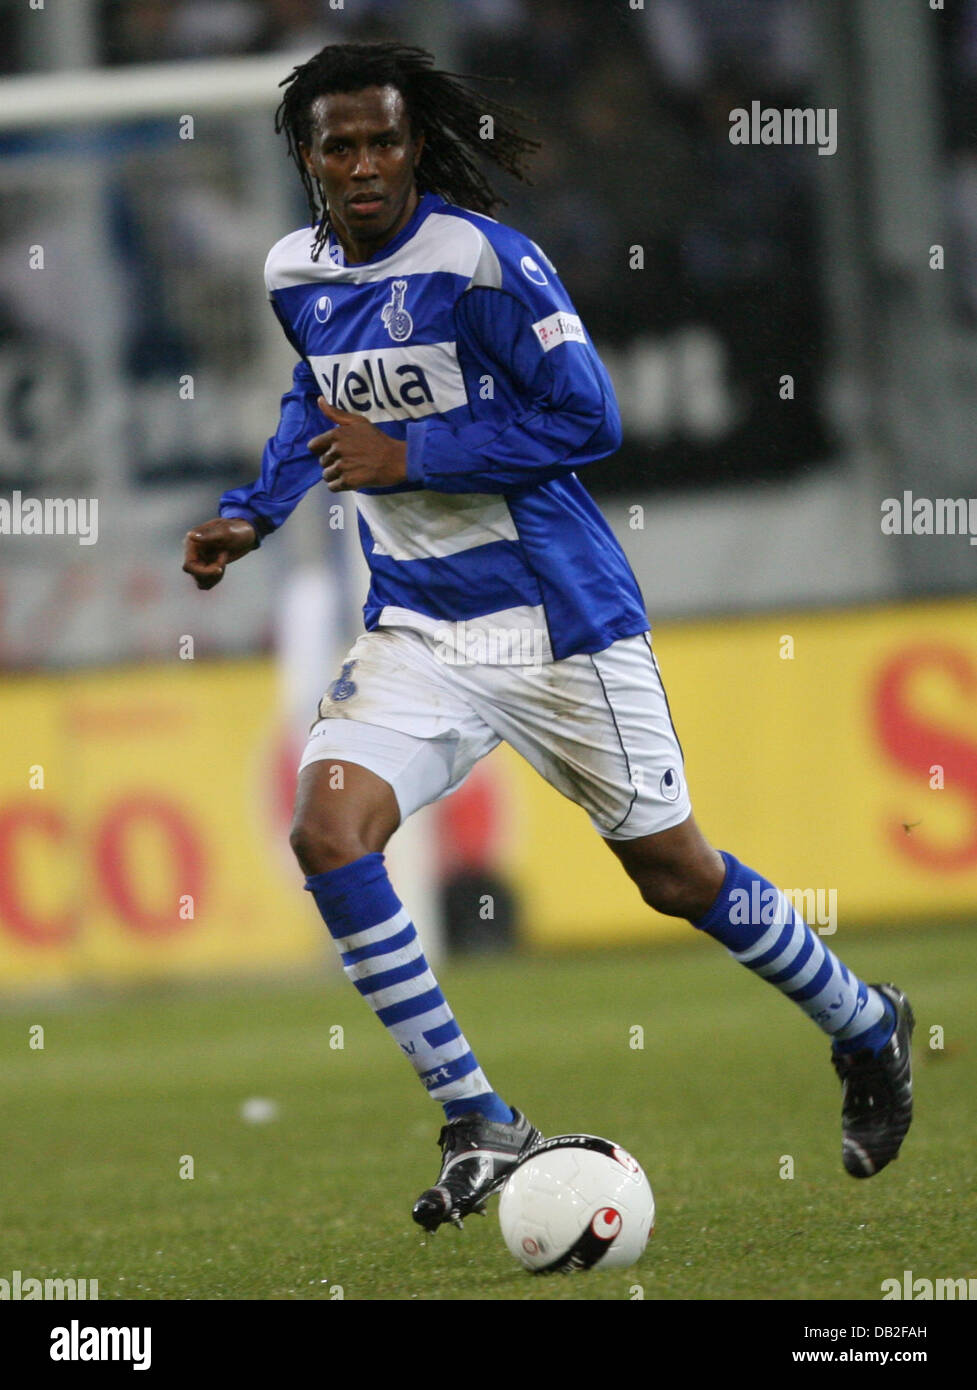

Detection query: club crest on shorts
(327, 660), (358, 702)
(381, 279), (413, 342)
(660, 767), (681, 801)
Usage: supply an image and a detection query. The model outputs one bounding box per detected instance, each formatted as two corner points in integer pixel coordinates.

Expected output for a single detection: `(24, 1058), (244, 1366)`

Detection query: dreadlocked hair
(275, 41), (540, 260)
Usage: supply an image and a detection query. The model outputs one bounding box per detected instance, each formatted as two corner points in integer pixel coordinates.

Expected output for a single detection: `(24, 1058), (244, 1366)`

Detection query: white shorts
(297, 627), (692, 841)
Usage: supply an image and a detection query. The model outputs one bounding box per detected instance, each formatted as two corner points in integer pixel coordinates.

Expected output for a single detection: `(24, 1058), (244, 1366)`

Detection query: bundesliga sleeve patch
(531, 311), (587, 352)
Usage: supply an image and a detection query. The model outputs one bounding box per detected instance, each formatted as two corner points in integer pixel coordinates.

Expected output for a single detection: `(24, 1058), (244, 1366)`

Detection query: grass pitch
(1, 921), (974, 1302)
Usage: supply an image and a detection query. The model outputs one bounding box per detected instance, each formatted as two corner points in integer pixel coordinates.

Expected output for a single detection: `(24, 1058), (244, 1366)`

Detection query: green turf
(1, 922), (973, 1301)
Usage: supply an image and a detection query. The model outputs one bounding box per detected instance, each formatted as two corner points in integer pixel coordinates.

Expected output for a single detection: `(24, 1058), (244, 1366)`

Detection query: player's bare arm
(182, 516), (258, 590)
(308, 398), (408, 492)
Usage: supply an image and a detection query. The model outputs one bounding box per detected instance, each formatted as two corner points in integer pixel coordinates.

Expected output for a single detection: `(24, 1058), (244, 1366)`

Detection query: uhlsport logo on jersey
(308, 343), (468, 423)
(381, 279), (413, 341)
(520, 254), (548, 286)
(314, 294), (332, 323)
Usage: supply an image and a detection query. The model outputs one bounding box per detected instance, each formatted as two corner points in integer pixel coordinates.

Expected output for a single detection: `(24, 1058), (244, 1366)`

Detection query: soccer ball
(498, 1135), (655, 1273)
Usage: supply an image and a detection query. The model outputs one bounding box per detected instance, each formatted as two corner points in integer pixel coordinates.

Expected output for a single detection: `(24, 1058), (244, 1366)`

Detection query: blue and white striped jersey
(219, 192), (650, 662)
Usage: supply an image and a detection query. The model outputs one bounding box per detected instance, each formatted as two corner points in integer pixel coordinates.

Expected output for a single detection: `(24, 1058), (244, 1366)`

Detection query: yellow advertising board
(0, 596), (974, 988)
(499, 596), (977, 946)
(0, 660), (319, 989)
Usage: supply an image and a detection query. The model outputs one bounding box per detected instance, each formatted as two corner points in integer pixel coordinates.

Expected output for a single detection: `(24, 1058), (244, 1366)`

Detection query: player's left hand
(309, 398), (408, 491)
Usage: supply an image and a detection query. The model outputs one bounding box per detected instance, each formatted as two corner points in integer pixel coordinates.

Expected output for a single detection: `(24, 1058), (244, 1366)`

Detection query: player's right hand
(182, 517), (258, 590)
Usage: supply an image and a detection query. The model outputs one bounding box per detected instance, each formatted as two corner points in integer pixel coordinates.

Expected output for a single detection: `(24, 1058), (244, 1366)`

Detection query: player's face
(301, 85), (424, 263)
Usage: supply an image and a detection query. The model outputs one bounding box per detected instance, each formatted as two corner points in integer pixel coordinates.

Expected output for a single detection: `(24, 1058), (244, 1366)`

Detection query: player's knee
(289, 816), (370, 877)
(637, 872), (697, 920)
(635, 864), (721, 921)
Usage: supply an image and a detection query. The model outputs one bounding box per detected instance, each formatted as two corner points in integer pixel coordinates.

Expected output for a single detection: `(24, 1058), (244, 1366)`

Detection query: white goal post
(0, 53), (310, 129)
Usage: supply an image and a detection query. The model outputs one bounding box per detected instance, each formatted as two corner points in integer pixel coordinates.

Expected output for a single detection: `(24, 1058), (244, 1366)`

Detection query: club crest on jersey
(327, 660), (358, 702)
(381, 279), (413, 342)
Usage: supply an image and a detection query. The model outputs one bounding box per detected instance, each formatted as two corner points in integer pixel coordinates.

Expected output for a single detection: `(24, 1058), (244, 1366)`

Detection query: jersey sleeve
(218, 358), (324, 539)
(403, 240), (621, 495)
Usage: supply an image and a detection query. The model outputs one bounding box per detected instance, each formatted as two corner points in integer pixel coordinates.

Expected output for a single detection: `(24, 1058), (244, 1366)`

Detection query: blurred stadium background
(1, 0), (974, 990)
(0, 0), (976, 1307)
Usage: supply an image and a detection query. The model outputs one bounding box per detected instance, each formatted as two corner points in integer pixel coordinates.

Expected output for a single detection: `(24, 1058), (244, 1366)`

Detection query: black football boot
(412, 1108), (542, 1231)
(832, 983), (914, 1178)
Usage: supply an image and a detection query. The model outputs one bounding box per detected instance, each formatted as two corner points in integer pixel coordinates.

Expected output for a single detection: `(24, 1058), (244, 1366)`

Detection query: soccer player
(183, 42), (914, 1232)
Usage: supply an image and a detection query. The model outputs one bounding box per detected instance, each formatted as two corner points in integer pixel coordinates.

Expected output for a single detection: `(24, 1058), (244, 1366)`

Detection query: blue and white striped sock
(305, 852), (513, 1122)
(693, 853), (895, 1053)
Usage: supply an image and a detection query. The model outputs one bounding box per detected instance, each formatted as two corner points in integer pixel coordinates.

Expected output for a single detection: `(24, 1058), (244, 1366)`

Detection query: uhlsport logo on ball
(498, 1135), (655, 1274)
